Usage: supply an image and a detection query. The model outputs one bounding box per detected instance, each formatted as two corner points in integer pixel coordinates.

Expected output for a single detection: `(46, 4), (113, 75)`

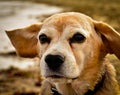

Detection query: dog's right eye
(39, 34), (50, 44)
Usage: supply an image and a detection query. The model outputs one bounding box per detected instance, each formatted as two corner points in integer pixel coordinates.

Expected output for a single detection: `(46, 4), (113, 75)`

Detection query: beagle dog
(6, 12), (120, 95)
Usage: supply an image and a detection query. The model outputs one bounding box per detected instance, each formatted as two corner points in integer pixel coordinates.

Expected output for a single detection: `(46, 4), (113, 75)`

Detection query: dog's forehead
(42, 13), (93, 32)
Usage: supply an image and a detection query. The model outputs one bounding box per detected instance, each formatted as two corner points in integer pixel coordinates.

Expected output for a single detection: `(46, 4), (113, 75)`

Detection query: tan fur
(6, 12), (120, 95)
(6, 23), (42, 57)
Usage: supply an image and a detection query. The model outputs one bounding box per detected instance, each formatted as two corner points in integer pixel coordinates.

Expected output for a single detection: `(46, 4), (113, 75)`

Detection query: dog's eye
(39, 34), (50, 44)
(70, 33), (86, 43)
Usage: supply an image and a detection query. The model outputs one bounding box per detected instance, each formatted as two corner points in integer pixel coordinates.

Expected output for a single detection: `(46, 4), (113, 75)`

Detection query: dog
(6, 12), (120, 95)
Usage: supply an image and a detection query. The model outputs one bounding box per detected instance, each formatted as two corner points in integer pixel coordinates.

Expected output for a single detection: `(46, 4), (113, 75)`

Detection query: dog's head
(6, 12), (120, 83)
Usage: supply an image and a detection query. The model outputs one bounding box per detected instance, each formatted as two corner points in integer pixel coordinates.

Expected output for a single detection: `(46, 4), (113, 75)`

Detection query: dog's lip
(46, 75), (78, 80)
(46, 75), (77, 84)
(46, 75), (65, 78)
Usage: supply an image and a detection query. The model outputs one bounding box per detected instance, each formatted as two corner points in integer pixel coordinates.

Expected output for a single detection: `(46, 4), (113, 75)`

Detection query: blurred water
(0, 1), (62, 69)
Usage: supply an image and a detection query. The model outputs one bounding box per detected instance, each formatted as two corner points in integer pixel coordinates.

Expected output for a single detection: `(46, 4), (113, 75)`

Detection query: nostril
(45, 54), (65, 70)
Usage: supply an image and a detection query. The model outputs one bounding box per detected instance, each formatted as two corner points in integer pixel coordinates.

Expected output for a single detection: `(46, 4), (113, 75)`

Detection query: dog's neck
(84, 71), (105, 95)
(51, 73), (105, 95)
(51, 67), (106, 95)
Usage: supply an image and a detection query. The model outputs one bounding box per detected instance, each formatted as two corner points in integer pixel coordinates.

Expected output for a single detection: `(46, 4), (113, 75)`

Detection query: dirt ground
(0, 0), (120, 95)
(0, 67), (41, 95)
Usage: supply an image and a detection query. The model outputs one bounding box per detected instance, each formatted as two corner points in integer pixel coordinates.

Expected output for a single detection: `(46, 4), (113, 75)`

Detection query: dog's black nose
(45, 54), (65, 70)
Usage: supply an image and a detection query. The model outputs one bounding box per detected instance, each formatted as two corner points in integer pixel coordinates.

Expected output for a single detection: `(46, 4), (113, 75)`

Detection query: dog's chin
(46, 75), (75, 84)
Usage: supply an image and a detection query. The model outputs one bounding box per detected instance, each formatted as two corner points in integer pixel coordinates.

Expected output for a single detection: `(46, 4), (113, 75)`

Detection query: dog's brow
(38, 28), (56, 36)
(77, 28), (90, 37)
(68, 28), (90, 38)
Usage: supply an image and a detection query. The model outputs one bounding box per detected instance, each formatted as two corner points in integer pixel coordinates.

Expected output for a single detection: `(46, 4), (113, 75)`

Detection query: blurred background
(0, 0), (120, 95)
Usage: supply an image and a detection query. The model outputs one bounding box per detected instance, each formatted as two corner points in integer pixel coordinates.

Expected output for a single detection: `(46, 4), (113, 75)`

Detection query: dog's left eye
(39, 34), (50, 44)
(70, 33), (86, 43)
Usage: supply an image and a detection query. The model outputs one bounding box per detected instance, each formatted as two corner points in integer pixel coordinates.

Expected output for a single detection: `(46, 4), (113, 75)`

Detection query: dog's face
(38, 13), (103, 81)
(6, 12), (120, 83)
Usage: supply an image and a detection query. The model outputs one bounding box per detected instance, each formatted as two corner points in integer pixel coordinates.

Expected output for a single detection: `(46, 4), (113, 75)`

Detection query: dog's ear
(93, 21), (120, 59)
(6, 23), (42, 58)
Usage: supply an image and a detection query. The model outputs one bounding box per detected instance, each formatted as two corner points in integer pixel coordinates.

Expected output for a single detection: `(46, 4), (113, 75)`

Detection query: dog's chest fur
(51, 62), (120, 95)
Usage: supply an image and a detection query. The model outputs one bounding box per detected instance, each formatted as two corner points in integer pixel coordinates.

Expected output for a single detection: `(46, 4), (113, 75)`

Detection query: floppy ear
(6, 23), (42, 58)
(93, 21), (120, 59)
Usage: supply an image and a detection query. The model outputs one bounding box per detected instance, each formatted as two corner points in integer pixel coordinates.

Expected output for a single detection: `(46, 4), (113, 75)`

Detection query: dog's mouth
(50, 75), (63, 78)
(46, 74), (65, 79)
(46, 73), (78, 79)
(46, 75), (77, 83)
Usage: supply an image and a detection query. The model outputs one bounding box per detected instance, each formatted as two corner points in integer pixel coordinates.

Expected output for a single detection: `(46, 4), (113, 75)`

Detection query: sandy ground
(0, 1), (62, 95)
